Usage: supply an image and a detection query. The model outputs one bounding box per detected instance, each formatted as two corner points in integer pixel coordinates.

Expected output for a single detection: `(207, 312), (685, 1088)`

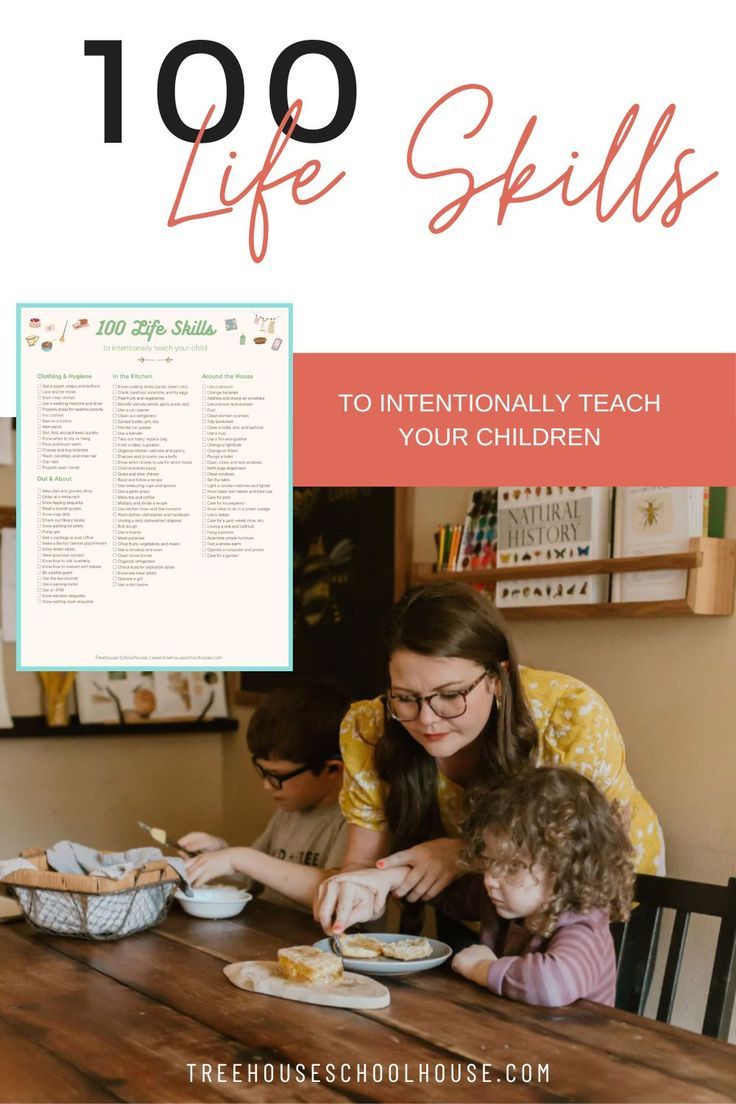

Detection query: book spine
(707, 487), (727, 538)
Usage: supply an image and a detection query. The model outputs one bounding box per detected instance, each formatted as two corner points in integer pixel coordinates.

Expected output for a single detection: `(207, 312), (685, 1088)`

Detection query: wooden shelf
(410, 537), (736, 619)
(496, 600), (695, 621)
(0, 715), (239, 738)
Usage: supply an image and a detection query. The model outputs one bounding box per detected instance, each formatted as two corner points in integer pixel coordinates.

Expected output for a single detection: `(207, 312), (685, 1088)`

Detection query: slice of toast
(340, 934), (384, 959)
(381, 937), (433, 961)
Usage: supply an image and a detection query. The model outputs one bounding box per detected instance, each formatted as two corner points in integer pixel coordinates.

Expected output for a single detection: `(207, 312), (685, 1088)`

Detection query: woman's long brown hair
(374, 581), (538, 850)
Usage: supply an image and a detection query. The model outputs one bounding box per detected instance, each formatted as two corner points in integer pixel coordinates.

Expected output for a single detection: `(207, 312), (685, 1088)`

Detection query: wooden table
(1, 900), (735, 1103)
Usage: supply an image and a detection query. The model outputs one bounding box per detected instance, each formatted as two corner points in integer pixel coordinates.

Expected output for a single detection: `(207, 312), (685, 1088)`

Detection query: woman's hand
(452, 944), (497, 987)
(185, 848), (238, 888)
(177, 831), (228, 857)
(377, 838), (465, 902)
(314, 867), (400, 933)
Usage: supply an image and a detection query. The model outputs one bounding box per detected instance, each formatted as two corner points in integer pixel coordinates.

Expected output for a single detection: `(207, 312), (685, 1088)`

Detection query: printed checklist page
(18, 304), (291, 670)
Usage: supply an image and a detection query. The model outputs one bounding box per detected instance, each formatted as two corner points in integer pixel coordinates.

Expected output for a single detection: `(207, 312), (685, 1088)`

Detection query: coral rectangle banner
(294, 354), (735, 485)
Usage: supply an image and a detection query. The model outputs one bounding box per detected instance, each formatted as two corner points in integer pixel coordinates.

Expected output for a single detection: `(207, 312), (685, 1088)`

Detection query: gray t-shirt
(248, 803), (347, 910)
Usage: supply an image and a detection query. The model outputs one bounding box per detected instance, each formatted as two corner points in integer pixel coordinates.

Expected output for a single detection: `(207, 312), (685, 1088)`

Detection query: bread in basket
(4, 848), (182, 940)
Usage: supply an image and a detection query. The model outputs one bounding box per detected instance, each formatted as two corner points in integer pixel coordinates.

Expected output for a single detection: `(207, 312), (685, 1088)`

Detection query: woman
(316, 580), (662, 935)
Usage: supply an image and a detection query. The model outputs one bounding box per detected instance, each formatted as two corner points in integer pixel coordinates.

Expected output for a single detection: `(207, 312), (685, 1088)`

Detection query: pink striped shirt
(440, 876), (616, 1007)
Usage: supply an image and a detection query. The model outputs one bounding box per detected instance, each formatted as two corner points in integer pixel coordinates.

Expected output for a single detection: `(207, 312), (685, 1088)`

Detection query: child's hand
(185, 848), (238, 888)
(452, 944), (497, 987)
(177, 831), (228, 857)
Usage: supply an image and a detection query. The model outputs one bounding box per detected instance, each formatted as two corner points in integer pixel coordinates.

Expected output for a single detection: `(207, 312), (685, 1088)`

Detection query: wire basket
(4, 848), (182, 941)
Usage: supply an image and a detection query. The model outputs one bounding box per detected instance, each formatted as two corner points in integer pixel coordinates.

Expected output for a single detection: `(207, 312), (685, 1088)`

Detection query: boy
(180, 679), (350, 910)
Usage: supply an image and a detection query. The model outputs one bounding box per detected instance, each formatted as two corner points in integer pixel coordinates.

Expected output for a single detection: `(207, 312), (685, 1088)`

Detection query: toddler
(448, 766), (635, 1005)
(319, 766), (634, 1005)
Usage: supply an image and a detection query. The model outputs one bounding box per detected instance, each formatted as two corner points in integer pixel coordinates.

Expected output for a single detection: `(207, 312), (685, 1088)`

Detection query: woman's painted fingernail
(376, 861), (384, 868)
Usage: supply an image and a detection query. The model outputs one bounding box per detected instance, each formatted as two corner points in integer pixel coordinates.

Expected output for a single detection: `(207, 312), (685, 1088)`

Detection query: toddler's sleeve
(486, 916), (610, 1007)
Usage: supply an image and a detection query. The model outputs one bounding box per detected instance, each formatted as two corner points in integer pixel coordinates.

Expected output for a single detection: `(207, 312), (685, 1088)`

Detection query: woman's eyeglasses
(250, 758), (317, 790)
(384, 669), (489, 722)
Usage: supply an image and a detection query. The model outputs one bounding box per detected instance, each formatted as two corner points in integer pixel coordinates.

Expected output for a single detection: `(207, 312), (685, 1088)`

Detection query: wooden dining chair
(614, 873), (736, 1040)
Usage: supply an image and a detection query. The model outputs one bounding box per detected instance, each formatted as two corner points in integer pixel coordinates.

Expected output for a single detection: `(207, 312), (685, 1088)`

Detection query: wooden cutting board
(0, 895), (23, 923)
(223, 960), (390, 1009)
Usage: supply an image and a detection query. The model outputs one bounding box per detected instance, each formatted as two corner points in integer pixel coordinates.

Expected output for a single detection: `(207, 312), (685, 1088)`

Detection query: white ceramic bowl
(175, 885), (252, 919)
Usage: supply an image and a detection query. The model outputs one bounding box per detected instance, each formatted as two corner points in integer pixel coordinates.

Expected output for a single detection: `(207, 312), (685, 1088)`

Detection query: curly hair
(374, 581), (539, 850)
(463, 766), (635, 937)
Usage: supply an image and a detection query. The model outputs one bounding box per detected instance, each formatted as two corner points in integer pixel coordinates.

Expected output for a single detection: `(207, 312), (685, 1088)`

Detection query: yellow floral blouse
(339, 667), (662, 874)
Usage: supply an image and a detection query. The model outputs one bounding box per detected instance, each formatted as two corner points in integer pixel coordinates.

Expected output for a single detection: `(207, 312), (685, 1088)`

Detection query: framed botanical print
(75, 670), (229, 724)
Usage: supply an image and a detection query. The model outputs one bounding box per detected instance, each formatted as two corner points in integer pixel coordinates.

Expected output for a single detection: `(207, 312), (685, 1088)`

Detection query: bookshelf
(409, 537), (736, 620)
(0, 716), (239, 738)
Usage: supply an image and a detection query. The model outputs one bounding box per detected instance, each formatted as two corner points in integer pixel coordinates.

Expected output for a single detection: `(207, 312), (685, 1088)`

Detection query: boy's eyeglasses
(384, 669), (489, 722)
(251, 758), (318, 790)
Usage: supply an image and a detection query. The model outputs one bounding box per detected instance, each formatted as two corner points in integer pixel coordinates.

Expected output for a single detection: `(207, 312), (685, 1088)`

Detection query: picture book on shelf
(611, 487), (705, 603)
(456, 489), (498, 572)
(496, 487), (612, 608)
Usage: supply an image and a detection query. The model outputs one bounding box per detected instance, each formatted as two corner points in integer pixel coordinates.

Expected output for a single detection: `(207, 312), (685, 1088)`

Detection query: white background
(3, 0), (734, 415)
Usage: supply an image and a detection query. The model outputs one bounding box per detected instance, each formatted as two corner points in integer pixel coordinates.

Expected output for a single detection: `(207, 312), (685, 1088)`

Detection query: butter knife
(138, 820), (197, 857)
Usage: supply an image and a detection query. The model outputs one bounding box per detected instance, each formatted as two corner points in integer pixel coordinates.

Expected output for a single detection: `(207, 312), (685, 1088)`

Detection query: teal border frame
(16, 302), (293, 674)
